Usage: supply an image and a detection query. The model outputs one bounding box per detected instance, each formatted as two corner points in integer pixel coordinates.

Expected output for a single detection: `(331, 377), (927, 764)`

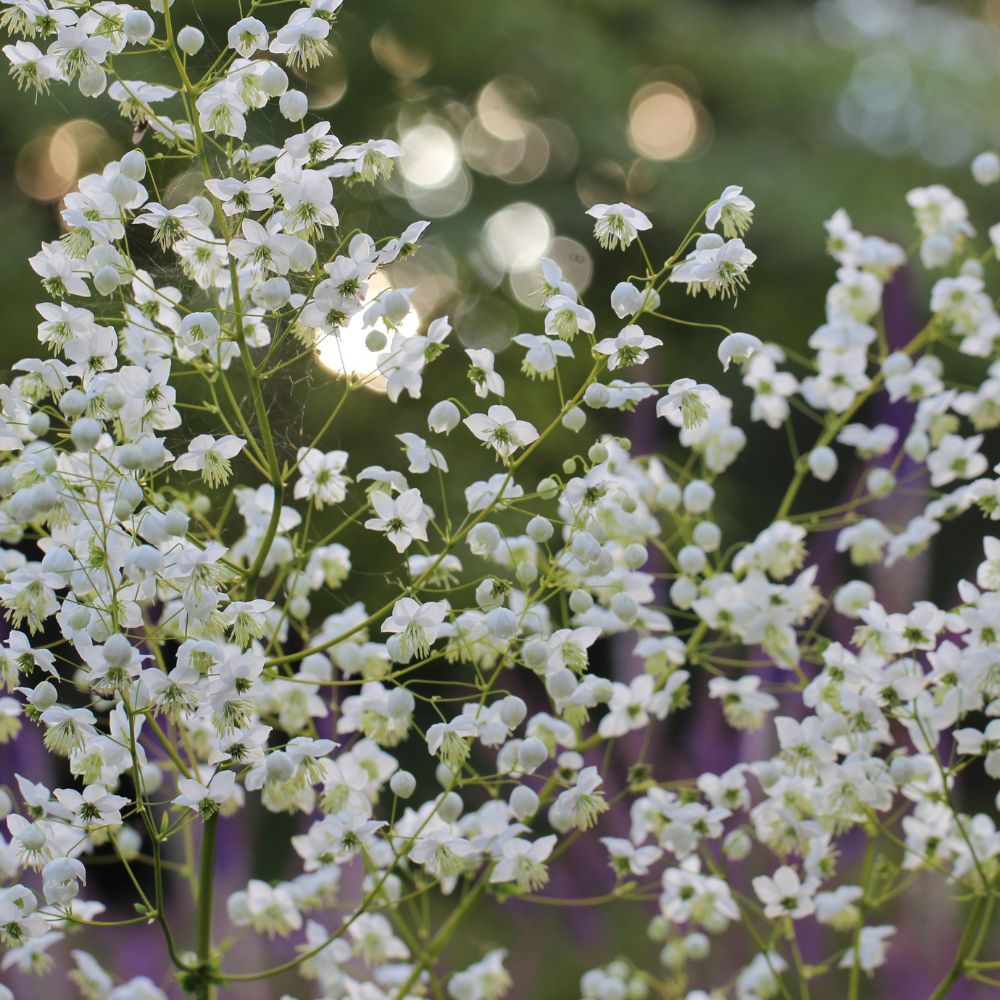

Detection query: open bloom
(670, 237), (757, 299)
(595, 325), (662, 370)
(173, 770), (239, 817)
(464, 405), (538, 462)
(656, 379), (719, 429)
(294, 448), (350, 508)
(513, 333), (573, 379)
(717, 331), (762, 371)
(364, 488), (430, 552)
(381, 598), (449, 661)
(706, 185), (755, 237)
(490, 835), (557, 891)
(174, 435), (246, 488)
(752, 866), (818, 920)
(586, 202), (652, 250)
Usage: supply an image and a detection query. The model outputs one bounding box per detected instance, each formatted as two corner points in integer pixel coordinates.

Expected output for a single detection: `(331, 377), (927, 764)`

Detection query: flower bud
(509, 784), (538, 820)
(364, 329), (387, 352)
(611, 591), (638, 623)
(386, 687), (414, 718)
(547, 668), (577, 700)
(571, 531), (601, 564)
(467, 522), (501, 557)
(561, 405), (586, 431)
(723, 828), (752, 860)
(78, 65), (106, 97)
(498, 696), (526, 728)
(59, 389), (88, 418)
(266, 751), (295, 783)
(288, 595), (311, 620)
(259, 62), (289, 97)
(30, 681), (58, 711)
(834, 580), (874, 618)
(280, 90), (309, 122)
(588, 442), (608, 464)
(537, 476), (559, 499)
(71, 418), (102, 451)
(526, 515), (553, 543)
(521, 638), (548, 672)
(428, 400), (460, 434)
(669, 576), (697, 610)
(485, 607), (517, 639)
(808, 445), (838, 482)
(177, 26), (205, 55)
(682, 480), (714, 514)
(618, 544), (645, 572)
(684, 932), (710, 960)
(866, 467), (895, 498)
(27, 411), (49, 437)
(692, 520), (720, 551)
(583, 383), (610, 408)
(390, 770), (416, 798)
(610, 281), (643, 318)
(164, 508), (189, 536)
(253, 277), (291, 310)
(94, 265), (122, 296)
(516, 737), (548, 772)
(120, 149), (147, 181)
(438, 791), (463, 822)
(125, 10), (155, 43)
(972, 151), (1000, 186)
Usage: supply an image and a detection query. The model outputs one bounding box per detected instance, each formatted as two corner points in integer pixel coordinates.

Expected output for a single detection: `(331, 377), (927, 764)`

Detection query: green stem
(194, 812), (220, 999)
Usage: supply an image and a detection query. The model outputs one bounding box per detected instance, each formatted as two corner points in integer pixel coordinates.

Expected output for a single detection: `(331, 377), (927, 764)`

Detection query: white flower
(174, 435), (246, 488)
(227, 879), (302, 938)
(594, 325), (662, 370)
(381, 598), (449, 661)
(426, 716), (478, 768)
(549, 766), (607, 831)
(705, 184), (755, 237)
(397, 433), (448, 474)
(228, 219), (315, 275)
(544, 295), (596, 341)
(268, 10), (331, 69)
(838, 926), (895, 972)
(656, 379), (719, 429)
(978, 537), (1000, 591)
(42, 857), (86, 906)
(466, 348), (505, 398)
(335, 138), (403, 183)
(173, 770), (239, 816)
(489, 835), (556, 891)
(600, 837), (662, 877)
(954, 719), (1000, 778)
(751, 866), (818, 920)
(670, 237), (757, 299)
(227, 17), (268, 58)
(717, 332), (762, 371)
(428, 400), (461, 434)
(364, 488), (431, 552)
(294, 448), (350, 508)
(585, 202), (652, 250)
(512, 334), (573, 379)
(464, 405), (539, 462)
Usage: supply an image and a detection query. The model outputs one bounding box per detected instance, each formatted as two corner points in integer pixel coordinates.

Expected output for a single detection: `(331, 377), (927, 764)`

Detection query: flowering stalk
(2, 3), (1000, 1000)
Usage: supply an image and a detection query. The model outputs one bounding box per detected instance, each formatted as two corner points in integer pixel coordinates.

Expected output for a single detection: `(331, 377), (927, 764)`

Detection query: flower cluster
(0, 3), (999, 1000)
